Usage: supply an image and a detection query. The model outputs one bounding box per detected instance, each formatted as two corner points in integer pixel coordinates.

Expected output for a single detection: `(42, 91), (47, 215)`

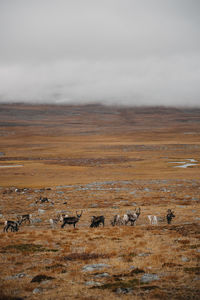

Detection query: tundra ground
(0, 104), (199, 299)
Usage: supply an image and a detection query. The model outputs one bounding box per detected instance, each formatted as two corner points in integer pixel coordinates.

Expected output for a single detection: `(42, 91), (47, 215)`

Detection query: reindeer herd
(3, 202), (176, 233)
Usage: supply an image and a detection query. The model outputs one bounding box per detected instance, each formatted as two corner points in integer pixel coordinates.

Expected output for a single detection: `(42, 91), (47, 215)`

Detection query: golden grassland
(0, 104), (200, 299)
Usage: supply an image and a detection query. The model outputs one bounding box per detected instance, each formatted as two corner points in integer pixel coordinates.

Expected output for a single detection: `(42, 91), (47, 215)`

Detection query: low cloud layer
(0, 0), (200, 106)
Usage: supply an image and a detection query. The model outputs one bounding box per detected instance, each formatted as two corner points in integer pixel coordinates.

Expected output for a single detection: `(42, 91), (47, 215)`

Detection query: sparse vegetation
(0, 104), (199, 299)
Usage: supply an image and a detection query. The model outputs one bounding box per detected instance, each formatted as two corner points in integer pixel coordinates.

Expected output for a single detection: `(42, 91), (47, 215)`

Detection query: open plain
(0, 104), (200, 299)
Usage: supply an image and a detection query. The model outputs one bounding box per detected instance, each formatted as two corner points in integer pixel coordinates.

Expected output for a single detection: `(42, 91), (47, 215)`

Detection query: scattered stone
(115, 287), (133, 294)
(130, 191), (136, 195)
(6, 273), (27, 280)
(192, 197), (199, 201)
(85, 281), (102, 286)
(14, 273), (26, 279)
(33, 287), (43, 294)
(138, 253), (151, 257)
(31, 218), (42, 224)
(38, 209), (45, 214)
(181, 257), (190, 262)
(94, 272), (110, 278)
(90, 204), (98, 208)
(140, 274), (160, 283)
(82, 263), (110, 272)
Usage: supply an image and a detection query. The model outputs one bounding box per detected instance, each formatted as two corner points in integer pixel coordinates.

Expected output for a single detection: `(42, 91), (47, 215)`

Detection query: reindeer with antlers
(61, 211), (83, 228)
(123, 207), (141, 226)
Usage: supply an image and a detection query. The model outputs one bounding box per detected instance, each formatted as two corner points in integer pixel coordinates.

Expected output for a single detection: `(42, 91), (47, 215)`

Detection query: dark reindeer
(17, 214), (32, 225)
(90, 216), (105, 228)
(35, 197), (49, 204)
(61, 211), (83, 228)
(166, 209), (175, 224)
(4, 220), (20, 232)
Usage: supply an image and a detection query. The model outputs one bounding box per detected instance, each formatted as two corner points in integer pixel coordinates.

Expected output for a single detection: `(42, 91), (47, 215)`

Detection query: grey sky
(0, 0), (199, 106)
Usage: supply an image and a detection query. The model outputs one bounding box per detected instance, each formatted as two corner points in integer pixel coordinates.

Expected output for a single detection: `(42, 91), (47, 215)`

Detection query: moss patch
(2, 243), (58, 253)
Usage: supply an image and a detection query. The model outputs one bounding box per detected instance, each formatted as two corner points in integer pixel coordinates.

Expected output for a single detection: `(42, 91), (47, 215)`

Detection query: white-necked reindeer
(111, 214), (123, 226)
(123, 207), (141, 226)
(148, 215), (158, 225)
(49, 214), (67, 228)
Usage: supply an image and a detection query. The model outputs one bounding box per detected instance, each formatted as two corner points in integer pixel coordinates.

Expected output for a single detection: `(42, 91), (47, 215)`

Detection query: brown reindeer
(61, 211), (83, 228)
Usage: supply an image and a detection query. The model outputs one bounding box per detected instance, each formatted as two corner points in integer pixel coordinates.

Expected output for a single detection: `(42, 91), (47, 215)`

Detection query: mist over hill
(0, 0), (200, 106)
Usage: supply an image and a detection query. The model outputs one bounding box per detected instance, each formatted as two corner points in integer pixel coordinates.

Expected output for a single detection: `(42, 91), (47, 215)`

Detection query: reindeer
(49, 214), (64, 228)
(123, 207), (141, 226)
(111, 214), (122, 226)
(90, 216), (105, 228)
(17, 214), (32, 225)
(4, 220), (20, 232)
(59, 214), (69, 222)
(61, 211), (82, 228)
(35, 196), (49, 204)
(166, 209), (175, 224)
(148, 215), (158, 225)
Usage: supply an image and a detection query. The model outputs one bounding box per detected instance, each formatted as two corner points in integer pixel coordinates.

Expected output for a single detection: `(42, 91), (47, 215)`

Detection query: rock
(32, 218), (42, 224)
(115, 287), (133, 294)
(192, 197), (199, 201)
(33, 287), (43, 294)
(181, 257), (190, 262)
(140, 274), (160, 283)
(82, 263), (110, 272)
(38, 209), (45, 214)
(0, 214), (3, 218)
(90, 204), (98, 208)
(14, 273), (26, 278)
(84, 281), (102, 286)
(138, 253), (151, 257)
(94, 272), (110, 278)
(130, 191), (136, 195)
(6, 273), (27, 280)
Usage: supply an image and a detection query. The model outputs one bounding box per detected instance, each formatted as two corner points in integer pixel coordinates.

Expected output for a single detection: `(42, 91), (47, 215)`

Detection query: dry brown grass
(0, 104), (200, 299)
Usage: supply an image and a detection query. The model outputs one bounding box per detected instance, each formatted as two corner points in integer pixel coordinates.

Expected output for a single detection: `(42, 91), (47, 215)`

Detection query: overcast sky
(0, 0), (199, 106)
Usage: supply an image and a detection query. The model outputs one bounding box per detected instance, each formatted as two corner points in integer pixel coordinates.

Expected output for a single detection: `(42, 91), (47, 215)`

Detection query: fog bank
(0, 0), (200, 106)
